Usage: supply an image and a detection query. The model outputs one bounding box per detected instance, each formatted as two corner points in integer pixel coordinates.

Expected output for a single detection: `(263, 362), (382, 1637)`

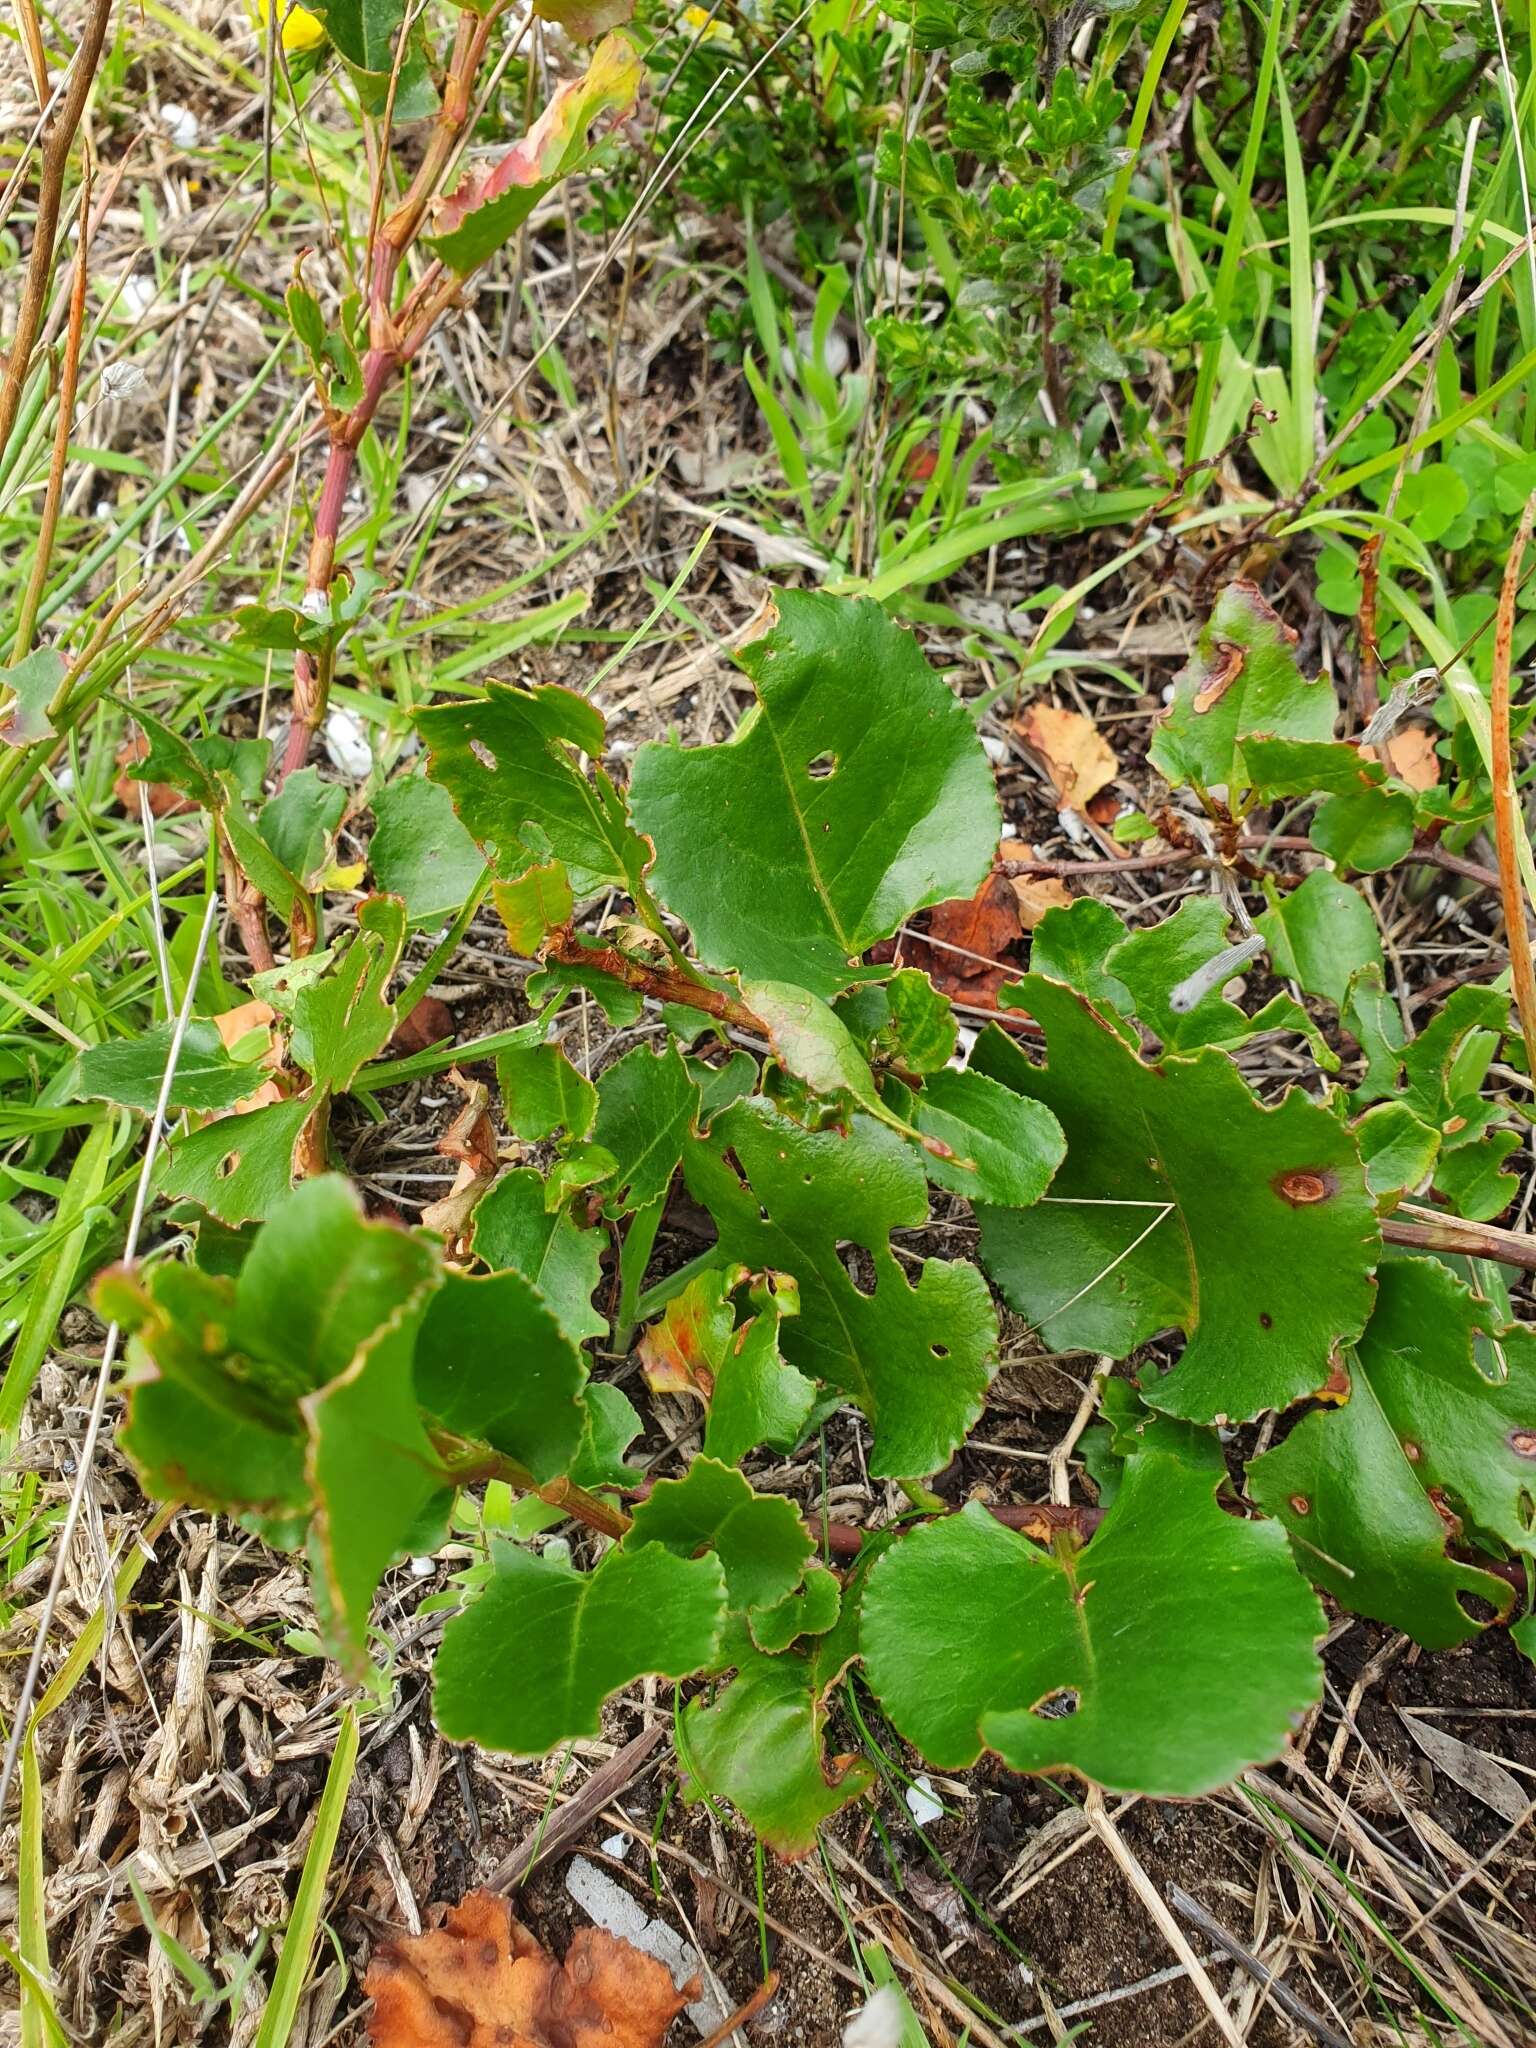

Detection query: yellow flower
(257, 0), (327, 54)
(682, 5), (730, 40)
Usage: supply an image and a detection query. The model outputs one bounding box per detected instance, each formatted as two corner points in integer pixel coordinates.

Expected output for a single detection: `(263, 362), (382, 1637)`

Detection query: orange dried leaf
(366, 1889), (696, 2048)
(910, 867), (1023, 1002)
(421, 1070), (500, 1251)
(1009, 859), (1073, 931)
(1385, 726), (1440, 791)
(1018, 703), (1119, 811)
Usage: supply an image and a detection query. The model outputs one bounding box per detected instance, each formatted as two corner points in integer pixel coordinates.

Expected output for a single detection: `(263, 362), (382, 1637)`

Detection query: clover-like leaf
(625, 1456), (812, 1613)
(417, 679), (649, 896)
(433, 1541), (725, 1754)
(974, 977), (1379, 1423)
(1149, 580), (1336, 793)
(629, 591), (998, 997)
(684, 1098), (997, 1477)
(1248, 1260), (1535, 1645)
(749, 1564), (842, 1653)
(861, 1451), (1324, 1796)
(682, 1613), (874, 1856)
(415, 1267), (589, 1482)
(0, 649), (65, 746)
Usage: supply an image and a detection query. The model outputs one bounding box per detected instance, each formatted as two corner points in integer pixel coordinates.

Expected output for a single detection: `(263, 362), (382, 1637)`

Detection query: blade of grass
(252, 1705), (360, 2048)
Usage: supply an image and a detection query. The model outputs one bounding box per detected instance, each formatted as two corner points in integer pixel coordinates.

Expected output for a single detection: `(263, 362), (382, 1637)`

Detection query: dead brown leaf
(366, 1888), (696, 2048)
(1385, 726), (1440, 791)
(906, 867), (1023, 1003)
(1018, 703), (1119, 811)
(211, 999), (285, 1112)
(391, 995), (456, 1056)
(1009, 860), (1073, 931)
(420, 1069), (499, 1252)
(113, 733), (194, 817)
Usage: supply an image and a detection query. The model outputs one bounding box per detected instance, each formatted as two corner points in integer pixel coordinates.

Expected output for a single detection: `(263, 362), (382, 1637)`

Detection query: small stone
(905, 1774), (944, 1827)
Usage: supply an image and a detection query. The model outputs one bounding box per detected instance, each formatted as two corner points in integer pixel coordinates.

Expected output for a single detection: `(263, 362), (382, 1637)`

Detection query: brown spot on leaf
(366, 1887), (696, 2048)
(1289, 1495), (1311, 1517)
(1316, 1355), (1351, 1406)
(1191, 641), (1245, 715)
(1427, 1488), (1462, 1540)
(1509, 1430), (1536, 1458)
(1274, 1168), (1336, 1207)
(1402, 1439), (1422, 1463)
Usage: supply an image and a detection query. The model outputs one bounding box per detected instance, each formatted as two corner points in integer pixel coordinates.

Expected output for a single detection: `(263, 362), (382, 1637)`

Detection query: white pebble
(980, 734), (1009, 764)
(160, 101), (201, 148)
(999, 820), (1018, 840)
(408, 1555), (435, 1577)
(600, 1831), (630, 1860)
(905, 1774), (944, 1827)
(322, 706), (372, 778)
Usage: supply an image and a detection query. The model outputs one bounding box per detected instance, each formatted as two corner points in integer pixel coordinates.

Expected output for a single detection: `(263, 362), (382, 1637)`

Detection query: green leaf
(309, 0), (404, 73)
(113, 1178), (441, 1671)
(750, 1564), (842, 1653)
(417, 679), (649, 896)
(639, 1267), (815, 1464)
(304, 1288), (443, 1672)
(415, 1268), (588, 1482)
(433, 1540), (725, 1754)
(1028, 899), (1134, 1030)
(1310, 787), (1415, 873)
(496, 1042), (597, 1142)
(258, 767), (346, 888)
(493, 859), (574, 953)
(1352, 1102), (1439, 1206)
(290, 894), (407, 1093)
(1434, 1130), (1521, 1222)
(472, 1168), (607, 1346)
(974, 977), (1379, 1423)
(682, 1614), (874, 1856)
(873, 968), (958, 1073)
(569, 1382), (644, 1489)
(1149, 582), (1337, 793)
(745, 979), (888, 1111)
(629, 591), (999, 998)
(625, 1456), (812, 1612)
(1248, 1261), (1526, 1647)
(1236, 735), (1385, 797)
(425, 35), (642, 273)
(157, 1095), (315, 1225)
(590, 1040), (700, 1211)
(684, 1098), (997, 1478)
(370, 775), (486, 928)
(889, 1067), (1064, 1208)
(75, 1020), (256, 1114)
(861, 1451), (1323, 1796)
(533, 0), (633, 39)
(0, 649), (65, 746)
(1105, 896), (1254, 1052)
(1080, 1376), (1225, 1508)
(1256, 869), (1382, 1009)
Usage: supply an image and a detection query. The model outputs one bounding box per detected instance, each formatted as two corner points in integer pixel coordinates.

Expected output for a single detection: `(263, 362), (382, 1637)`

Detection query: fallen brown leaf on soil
(391, 994), (456, 1055)
(366, 1887), (697, 2048)
(1385, 726), (1440, 790)
(420, 1069), (500, 1251)
(906, 866), (1023, 1003)
(211, 999), (285, 1110)
(1009, 852), (1073, 931)
(1018, 703), (1119, 811)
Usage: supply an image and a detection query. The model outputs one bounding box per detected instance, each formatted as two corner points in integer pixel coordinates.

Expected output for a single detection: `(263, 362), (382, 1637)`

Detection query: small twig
(1048, 1356), (1111, 1507)
(1083, 1788), (1245, 2048)
(1381, 1206), (1536, 1274)
(695, 1972), (780, 2048)
(541, 928), (764, 1033)
(1168, 1886), (1354, 2048)
(488, 1721), (668, 1890)
(431, 1429), (633, 1540)
(1489, 490), (1536, 1080)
